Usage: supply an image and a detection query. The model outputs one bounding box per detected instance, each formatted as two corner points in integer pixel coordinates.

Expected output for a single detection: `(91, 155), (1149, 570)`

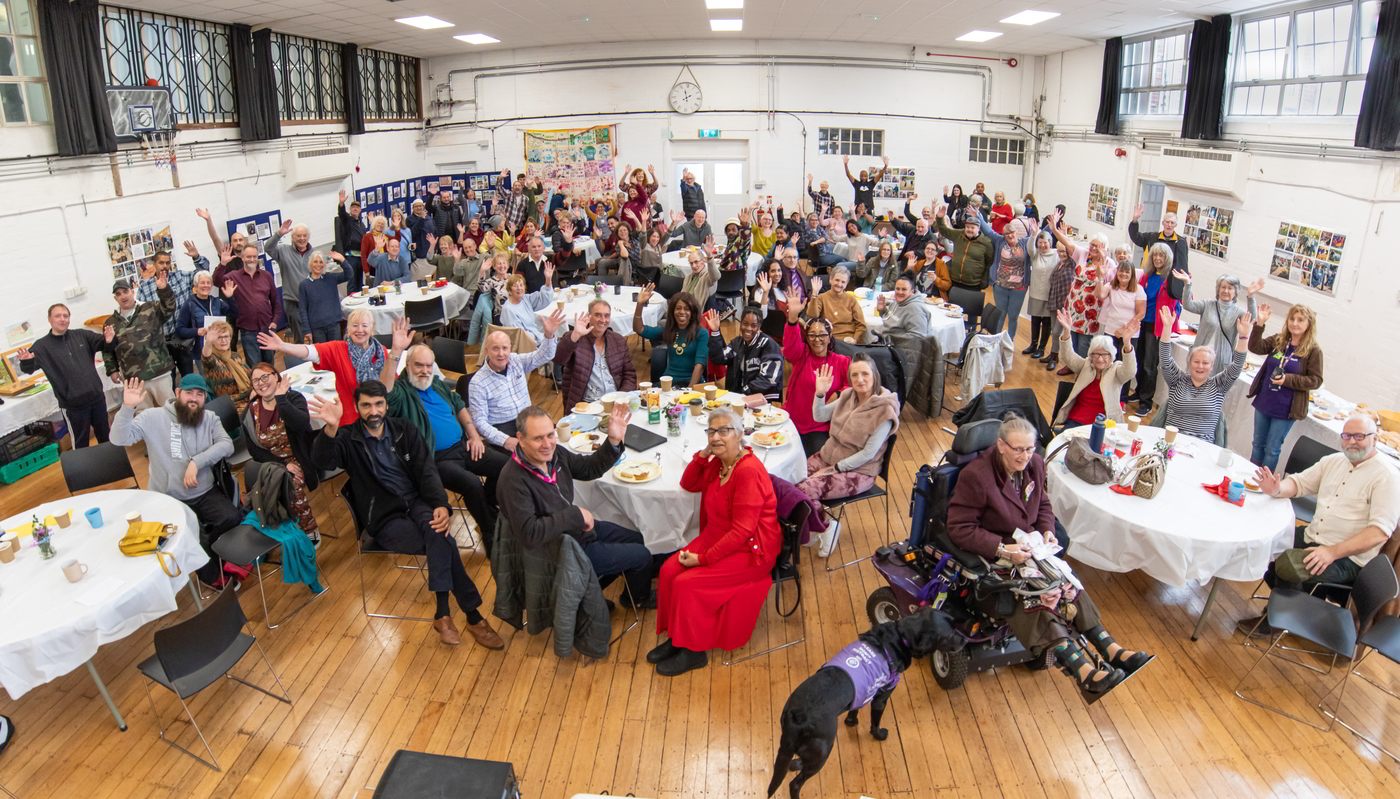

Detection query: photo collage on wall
(1087, 183), (1119, 226)
(1182, 203), (1233, 260)
(1271, 221), (1344, 295)
(523, 124), (618, 198)
(874, 168), (916, 199)
(105, 222), (175, 281)
(235, 213), (283, 265)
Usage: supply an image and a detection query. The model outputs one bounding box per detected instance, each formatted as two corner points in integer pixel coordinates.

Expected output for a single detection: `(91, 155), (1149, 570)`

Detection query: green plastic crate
(0, 443), (58, 485)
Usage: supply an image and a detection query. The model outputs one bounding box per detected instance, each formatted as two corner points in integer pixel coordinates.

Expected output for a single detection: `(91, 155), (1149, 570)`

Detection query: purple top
(1252, 344), (1301, 420)
(823, 640), (900, 711)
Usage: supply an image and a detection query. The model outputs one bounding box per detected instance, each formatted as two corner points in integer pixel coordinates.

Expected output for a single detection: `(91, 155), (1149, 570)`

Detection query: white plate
(344, 297), (367, 306)
(754, 407), (789, 427)
(569, 401), (604, 416)
(558, 413), (599, 433)
(612, 460), (662, 484)
(566, 431), (609, 454)
(750, 430), (791, 449)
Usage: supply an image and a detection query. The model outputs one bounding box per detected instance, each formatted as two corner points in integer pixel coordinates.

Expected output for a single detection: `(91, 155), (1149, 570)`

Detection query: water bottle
(1089, 414), (1106, 456)
(874, 274), (883, 295)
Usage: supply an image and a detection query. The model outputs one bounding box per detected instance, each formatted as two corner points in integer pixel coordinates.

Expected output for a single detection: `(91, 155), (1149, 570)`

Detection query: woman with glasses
(803, 265), (866, 344)
(650, 407), (780, 676)
(241, 362), (321, 544)
(780, 299), (850, 457)
(200, 320), (251, 414)
(799, 355), (900, 557)
(1154, 306), (1251, 445)
(1049, 308), (1136, 430)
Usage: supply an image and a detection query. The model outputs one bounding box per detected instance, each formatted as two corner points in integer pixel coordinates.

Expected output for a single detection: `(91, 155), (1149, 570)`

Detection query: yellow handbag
(119, 521), (181, 578)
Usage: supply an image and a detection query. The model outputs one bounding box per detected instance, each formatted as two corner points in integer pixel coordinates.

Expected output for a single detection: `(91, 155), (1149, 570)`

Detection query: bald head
(484, 331), (512, 372)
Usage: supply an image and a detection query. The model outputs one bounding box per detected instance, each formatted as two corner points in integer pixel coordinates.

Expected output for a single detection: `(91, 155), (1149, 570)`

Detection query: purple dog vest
(824, 640), (900, 711)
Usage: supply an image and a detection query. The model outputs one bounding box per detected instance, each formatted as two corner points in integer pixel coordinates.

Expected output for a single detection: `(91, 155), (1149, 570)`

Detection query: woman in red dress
(649, 407), (781, 676)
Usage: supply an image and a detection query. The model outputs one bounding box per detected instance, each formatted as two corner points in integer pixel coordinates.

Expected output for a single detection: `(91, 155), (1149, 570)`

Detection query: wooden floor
(3, 315), (1400, 799)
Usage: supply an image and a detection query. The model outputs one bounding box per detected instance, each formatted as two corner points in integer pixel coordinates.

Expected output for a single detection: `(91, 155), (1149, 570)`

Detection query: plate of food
(751, 429), (790, 448)
(344, 296), (367, 306)
(566, 431), (609, 454)
(613, 460), (661, 484)
(754, 406), (790, 427)
(1241, 477), (1263, 494)
(1311, 410), (1336, 421)
(943, 308), (964, 317)
(572, 401), (603, 416)
(558, 413), (599, 433)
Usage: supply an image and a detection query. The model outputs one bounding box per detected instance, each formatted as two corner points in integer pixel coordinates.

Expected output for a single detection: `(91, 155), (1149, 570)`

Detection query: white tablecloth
(0, 490), (208, 699)
(538, 287), (668, 338)
(280, 351), (431, 429)
(573, 410), (806, 554)
(858, 292), (967, 357)
(0, 367), (123, 438)
(341, 283), (471, 334)
(1047, 425), (1295, 587)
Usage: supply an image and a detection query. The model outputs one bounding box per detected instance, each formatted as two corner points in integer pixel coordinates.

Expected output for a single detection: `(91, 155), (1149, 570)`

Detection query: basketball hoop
(138, 129), (178, 169)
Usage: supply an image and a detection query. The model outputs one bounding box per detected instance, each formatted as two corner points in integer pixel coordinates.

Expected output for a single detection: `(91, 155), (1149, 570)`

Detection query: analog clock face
(669, 81), (702, 115)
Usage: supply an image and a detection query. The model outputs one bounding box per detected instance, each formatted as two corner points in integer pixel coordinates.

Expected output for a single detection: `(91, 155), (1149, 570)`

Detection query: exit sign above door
(697, 129), (721, 138)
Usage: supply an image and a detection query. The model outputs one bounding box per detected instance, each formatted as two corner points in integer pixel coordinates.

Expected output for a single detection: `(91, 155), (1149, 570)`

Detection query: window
(1230, 1), (1379, 117)
(968, 136), (1025, 166)
(99, 5), (235, 126)
(359, 48), (420, 122)
(0, 0), (49, 126)
(818, 127), (883, 157)
(270, 33), (343, 123)
(1119, 28), (1191, 116)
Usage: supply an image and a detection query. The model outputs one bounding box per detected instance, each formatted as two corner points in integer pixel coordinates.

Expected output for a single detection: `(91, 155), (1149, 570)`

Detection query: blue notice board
(226, 210), (287, 331)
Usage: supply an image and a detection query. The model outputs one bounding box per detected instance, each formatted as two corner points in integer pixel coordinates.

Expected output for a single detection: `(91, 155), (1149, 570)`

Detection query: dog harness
(823, 640), (900, 711)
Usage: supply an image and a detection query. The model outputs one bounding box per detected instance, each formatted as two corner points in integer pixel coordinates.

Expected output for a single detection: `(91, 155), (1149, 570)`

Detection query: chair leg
(1233, 631), (1344, 732)
(609, 580), (641, 647)
(1319, 649), (1400, 762)
(825, 504), (871, 572)
(724, 580), (805, 666)
(359, 549), (435, 623)
(255, 548), (329, 630)
(226, 638), (294, 705)
(141, 678), (222, 772)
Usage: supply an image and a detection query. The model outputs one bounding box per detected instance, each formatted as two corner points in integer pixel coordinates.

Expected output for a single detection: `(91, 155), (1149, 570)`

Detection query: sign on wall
(1087, 183), (1119, 226)
(1271, 221), (1344, 296)
(523, 125), (619, 199)
(1183, 203), (1234, 261)
(106, 222), (174, 281)
(874, 168), (916, 199)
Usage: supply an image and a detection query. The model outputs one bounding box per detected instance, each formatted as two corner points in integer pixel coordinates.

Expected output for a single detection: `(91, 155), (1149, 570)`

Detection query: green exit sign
(697, 129), (721, 138)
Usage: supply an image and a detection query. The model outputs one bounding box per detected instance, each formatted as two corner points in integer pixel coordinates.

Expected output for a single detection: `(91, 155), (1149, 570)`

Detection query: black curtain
(1356, 0), (1400, 151)
(1181, 15), (1233, 141)
(1094, 37), (1123, 136)
(230, 24), (281, 141)
(35, 0), (116, 156)
(341, 42), (366, 135)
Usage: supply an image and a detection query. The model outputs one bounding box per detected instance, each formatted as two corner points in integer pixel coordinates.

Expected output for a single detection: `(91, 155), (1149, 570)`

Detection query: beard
(408, 373), (433, 390)
(1344, 446), (1371, 463)
(362, 413), (385, 430)
(175, 399), (204, 427)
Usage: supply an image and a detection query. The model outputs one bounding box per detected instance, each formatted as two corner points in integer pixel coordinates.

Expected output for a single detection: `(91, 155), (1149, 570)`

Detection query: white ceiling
(134, 0), (1271, 58)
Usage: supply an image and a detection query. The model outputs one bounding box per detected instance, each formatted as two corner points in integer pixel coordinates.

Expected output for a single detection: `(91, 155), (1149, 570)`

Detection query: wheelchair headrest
(952, 419), (1000, 457)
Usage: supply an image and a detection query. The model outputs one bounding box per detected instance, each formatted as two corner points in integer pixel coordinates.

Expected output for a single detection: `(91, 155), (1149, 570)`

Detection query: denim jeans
(583, 521), (655, 599)
(240, 330), (275, 367)
(309, 323), (341, 344)
(1251, 409), (1295, 471)
(467, 294), (493, 345)
(1069, 332), (1091, 357)
(993, 285), (1027, 341)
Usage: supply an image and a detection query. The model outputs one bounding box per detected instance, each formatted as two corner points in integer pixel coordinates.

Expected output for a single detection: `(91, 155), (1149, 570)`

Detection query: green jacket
(104, 286), (176, 379)
(935, 218), (996, 289)
(386, 372), (465, 451)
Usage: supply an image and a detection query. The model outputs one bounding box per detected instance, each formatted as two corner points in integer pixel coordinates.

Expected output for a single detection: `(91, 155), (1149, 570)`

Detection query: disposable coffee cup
(125, 511), (142, 526)
(1165, 425), (1179, 444)
(601, 397), (615, 414)
(1126, 415), (1140, 432)
(1, 533), (17, 553)
(61, 559), (89, 583)
(556, 300), (565, 311)
(704, 384), (717, 402)
(689, 398), (705, 417)
(54, 510), (72, 528)
(0, 546), (13, 564)
(638, 382), (652, 392)
(660, 376), (673, 392)
(1216, 449), (1233, 468)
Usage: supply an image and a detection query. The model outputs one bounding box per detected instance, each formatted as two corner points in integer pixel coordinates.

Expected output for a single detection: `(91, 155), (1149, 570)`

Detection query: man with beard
(309, 381), (504, 649)
(1238, 414), (1400, 639)
(933, 203), (995, 292)
(109, 374), (242, 586)
(702, 306), (783, 402)
(380, 318), (508, 554)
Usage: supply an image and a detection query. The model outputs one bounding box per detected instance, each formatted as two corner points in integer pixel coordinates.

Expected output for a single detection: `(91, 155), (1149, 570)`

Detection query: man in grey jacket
(875, 275), (931, 338)
(265, 219), (334, 343)
(664, 209), (712, 251)
(110, 373), (241, 584)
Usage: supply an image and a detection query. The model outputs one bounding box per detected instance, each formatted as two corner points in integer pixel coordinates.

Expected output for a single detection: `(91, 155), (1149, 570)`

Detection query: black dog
(767, 608), (962, 799)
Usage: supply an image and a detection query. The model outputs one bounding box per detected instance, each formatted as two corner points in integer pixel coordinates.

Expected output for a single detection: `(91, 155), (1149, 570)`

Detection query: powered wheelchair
(865, 418), (1152, 703)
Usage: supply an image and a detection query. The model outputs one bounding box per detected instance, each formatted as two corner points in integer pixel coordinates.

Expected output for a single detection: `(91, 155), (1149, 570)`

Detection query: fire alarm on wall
(1114, 148), (1127, 157)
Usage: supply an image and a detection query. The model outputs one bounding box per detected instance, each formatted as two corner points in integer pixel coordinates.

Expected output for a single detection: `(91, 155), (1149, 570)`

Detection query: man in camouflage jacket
(104, 275), (177, 410)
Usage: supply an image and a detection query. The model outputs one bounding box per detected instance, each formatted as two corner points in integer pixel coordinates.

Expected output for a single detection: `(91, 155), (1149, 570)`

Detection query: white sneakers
(816, 518), (841, 558)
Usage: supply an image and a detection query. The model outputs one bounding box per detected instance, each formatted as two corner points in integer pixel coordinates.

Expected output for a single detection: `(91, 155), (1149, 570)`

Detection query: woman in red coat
(650, 407), (780, 676)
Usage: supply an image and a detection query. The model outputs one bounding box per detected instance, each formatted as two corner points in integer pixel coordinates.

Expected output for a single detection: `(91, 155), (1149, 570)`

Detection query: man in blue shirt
(381, 319), (508, 552)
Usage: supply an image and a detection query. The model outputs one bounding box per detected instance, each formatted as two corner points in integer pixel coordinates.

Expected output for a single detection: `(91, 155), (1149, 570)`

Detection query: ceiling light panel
(705, 0), (744, 8)
(710, 19), (743, 31)
(1000, 10), (1061, 26)
(395, 16), (454, 30)
(454, 33), (501, 44)
(956, 30), (1003, 42)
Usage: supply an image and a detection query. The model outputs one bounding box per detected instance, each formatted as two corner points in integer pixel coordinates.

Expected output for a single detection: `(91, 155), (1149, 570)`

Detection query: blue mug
(1227, 481), (1244, 503)
(85, 508), (103, 528)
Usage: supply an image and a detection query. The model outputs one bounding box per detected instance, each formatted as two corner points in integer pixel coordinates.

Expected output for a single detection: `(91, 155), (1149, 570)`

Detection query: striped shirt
(136, 260), (198, 336)
(468, 338), (557, 446)
(1159, 338), (1244, 441)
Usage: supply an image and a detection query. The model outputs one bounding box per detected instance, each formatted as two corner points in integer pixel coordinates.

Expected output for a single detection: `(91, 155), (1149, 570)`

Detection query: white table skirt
(281, 351), (431, 429)
(341, 283), (471, 334)
(859, 292), (966, 356)
(573, 413), (806, 554)
(0, 490), (208, 699)
(537, 287), (667, 338)
(1047, 425), (1295, 587)
(0, 368), (123, 438)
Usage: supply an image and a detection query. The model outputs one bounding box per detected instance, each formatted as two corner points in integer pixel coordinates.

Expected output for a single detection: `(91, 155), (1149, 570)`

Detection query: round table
(0, 490), (208, 725)
(539, 286), (668, 338)
(1046, 424), (1295, 639)
(341, 283), (471, 335)
(858, 290), (967, 356)
(572, 405), (806, 554)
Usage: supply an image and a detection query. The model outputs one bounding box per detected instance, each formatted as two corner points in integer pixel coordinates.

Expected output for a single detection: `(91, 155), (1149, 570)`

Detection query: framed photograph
(1, 347), (27, 384)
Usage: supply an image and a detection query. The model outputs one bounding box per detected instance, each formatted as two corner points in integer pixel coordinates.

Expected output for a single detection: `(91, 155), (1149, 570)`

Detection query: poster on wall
(522, 125), (619, 199)
(1271, 221), (1344, 295)
(105, 222), (174, 281)
(874, 168), (916, 199)
(1182, 203), (1234, 260)
(1087, 183), (1119, 226)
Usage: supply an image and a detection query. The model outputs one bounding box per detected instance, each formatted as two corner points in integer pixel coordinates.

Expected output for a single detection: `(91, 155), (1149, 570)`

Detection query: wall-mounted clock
(669, 81), (703, 115)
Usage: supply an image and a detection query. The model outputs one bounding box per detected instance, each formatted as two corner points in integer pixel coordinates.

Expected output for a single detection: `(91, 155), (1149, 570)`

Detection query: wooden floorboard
(3, 311), (1400, 798)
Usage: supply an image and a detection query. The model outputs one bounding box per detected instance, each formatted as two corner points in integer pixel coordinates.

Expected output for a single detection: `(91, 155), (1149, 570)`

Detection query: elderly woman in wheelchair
(945, 416), (1153, 699)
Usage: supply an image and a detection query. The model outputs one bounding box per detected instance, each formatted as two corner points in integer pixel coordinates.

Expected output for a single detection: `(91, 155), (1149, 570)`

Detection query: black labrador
(766, 607), (962, 799)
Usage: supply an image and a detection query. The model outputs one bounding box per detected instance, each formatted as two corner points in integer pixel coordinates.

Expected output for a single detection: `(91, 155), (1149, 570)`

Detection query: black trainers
(646, 638), (679, 664)
(657, 647), (709, 676)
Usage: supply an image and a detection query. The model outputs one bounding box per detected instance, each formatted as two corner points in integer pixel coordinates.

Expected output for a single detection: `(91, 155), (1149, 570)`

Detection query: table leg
(85, 660), (127, 731)
(1192, 577), (1224, 642)
(188, 574), (204, 611)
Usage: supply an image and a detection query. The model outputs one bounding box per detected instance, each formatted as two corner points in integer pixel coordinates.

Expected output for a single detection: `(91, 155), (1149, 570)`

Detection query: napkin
(1202, 478), (1244, 507)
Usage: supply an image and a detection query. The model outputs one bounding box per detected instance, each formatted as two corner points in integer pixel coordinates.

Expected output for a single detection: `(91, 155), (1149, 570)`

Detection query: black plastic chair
(980, 304), (1005, 335)
(947, 285), (985, 331)
(1050, 380), (1075, 424)
(137, 585), (292, 771)
(205, 393), (249, 464)
(1283, 436), (1338, 524)
(338, 483), (434, 623)
(1234, 555), (1398, 732)
(430, 335), (469, 375)
(60, 441), (140, 494)
(404, 296), (446, 337)
(824, 433), (899, 572)
(373, 334), (394, 349)
(724, 502), (811, 665)
(372, 750), (518, 798)
(586, 273), (623, 287)
(712, 269), (747, 314)
(1321, 605), (1400, 761)
(281, 352), (306, 370)
(656, 273), (685, 300)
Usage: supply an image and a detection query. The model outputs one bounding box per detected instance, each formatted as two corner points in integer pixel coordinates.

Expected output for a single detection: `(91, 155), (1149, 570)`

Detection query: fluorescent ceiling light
(454, 33), (501, 44)
(1000, 10), (1061, 25)
(956, 30), (1003, 42)
(706, 0), (744, 8)
(710, 19), (743, 31)
(395, 16), (454, 30)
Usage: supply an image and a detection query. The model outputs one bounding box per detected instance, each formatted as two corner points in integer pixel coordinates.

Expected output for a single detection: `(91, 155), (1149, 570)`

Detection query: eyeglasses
(1002, 444), (1036, 455)
(807, 333), (830, 340)
(706, 426), (738, 438)
(252, 373), (278, 385)
(1340, 432), (1375, 442)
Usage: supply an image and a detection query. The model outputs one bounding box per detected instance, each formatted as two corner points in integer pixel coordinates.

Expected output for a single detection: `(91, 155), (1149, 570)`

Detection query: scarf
(819, 387), (900, 477)
(347, 338), (387, 382)
(207, 346), (250, 394)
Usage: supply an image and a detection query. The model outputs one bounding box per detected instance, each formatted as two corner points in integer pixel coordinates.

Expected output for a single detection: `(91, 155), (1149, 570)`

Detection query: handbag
(1047, 437), (1112, 485)
(120, 521), (181, 578)
(1121, 452), (1168, 499)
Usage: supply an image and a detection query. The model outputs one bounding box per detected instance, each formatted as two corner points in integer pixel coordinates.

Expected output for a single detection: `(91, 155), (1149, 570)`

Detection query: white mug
(1216, 449), (1233, 468)
(61, 559), (89, 583)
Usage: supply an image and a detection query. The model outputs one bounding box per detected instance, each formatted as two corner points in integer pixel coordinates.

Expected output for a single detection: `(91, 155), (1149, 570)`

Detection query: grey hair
(1148, 242), (1175, 270)
(1089, 232), (1110, 249)
(1162, 212), (1178, 224)
(193, 269), (213, 284)
(292, 223), (309, 235)
(1188, 344), (1217, 365)
(1342, 413), (1378, 433)
(1113, 245), (1132, 261)
(849, 351), (882, 383)
(1088, 335), (1116, 357)
(309, 250), (326, 265)
(1012, 203), (1025, 217)
(831, 265), (851, 282)
(998, 414), (1037, 442)
(586, 298), (611, 314)
(708, 406), (743, 434)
